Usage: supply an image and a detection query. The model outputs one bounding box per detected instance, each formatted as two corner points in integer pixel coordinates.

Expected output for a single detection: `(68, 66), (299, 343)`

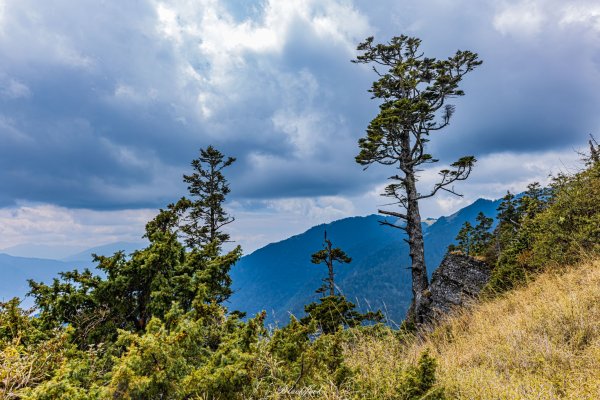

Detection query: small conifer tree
(448, 212), (493, 256)
(302, 231), (382, 334)
(311, 230), (351, 296)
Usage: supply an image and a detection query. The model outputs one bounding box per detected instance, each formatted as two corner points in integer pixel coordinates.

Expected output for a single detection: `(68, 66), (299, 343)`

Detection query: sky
(0, 0), (598, 258)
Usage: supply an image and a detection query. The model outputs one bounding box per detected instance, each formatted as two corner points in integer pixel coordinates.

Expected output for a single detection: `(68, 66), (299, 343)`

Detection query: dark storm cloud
(351, 0), (599, 160)
(1, 0), (599, 210)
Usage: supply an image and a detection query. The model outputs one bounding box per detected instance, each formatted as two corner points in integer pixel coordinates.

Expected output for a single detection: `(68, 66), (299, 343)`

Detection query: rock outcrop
(424, 253), (492, 322)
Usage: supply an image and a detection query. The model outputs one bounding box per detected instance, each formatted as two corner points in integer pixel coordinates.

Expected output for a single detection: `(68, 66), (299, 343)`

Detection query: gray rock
(424, 253), (492, 322)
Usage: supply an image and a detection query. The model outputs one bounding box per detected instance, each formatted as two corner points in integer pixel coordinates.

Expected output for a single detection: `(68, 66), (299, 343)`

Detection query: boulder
(424, 253), (492, 322)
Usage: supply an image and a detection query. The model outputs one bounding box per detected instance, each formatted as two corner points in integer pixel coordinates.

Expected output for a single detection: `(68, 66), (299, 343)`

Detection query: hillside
(343, 257), (600, 399)
(229, 197), (501, 324)
(2, 156), (597, 399)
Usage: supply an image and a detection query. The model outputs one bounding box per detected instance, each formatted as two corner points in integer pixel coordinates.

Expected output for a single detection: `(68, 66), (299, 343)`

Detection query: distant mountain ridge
(0, 198), (501, 322)
(0, 242), (145, 307)
(0, 253), (73, 306)
(61, 241), (146, 263)
(0, 243), (84, 260)
(228, 197), (501, 325)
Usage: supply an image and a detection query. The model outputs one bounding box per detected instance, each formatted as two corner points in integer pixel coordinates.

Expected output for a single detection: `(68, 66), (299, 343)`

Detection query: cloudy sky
(0, 0), (598, 257)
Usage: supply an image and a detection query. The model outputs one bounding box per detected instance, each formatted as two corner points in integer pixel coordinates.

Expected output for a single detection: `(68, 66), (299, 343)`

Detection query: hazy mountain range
(1, 199), (501, 321)
(0, 242), (144, 307)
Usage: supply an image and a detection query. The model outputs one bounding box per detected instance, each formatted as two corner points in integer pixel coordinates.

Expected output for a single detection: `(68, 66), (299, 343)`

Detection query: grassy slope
(345, 257), (600, 399)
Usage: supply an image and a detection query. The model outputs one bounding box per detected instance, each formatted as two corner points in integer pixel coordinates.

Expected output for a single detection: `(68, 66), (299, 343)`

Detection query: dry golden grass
(344, 257), (600, 399)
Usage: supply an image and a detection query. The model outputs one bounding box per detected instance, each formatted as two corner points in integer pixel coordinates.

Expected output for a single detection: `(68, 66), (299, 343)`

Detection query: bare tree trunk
(405, 172), (430, 324)
(327, 240), (335, 296)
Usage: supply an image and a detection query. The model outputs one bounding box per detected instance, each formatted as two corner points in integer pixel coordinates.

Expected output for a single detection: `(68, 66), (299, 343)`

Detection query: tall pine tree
(353, 35), (481, 324)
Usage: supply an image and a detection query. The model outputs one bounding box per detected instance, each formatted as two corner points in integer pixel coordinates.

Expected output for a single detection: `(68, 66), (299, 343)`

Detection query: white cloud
(156, 3), (184, 45)
(113, 83), (159, 104)
(493, 0), (600, 38)
(1, 0), (599, 256)
(0, 0), (6, 35)
(265, 196), (356, 221)
(417, 148), (583, 218)
(0, 115), (32, 142)
(0, 3), (93, 69)
(0, 203), (154, 252)
(493, 0), (545, 37)
(149, 0), (371, 132)
(0, 148), (586, 257)
(228, 195), (358, 253)
(354, 147), (584, 221)
(0, 75), (30, 98)
(560, 3), (600, 31)
(229, 147), (584, 252)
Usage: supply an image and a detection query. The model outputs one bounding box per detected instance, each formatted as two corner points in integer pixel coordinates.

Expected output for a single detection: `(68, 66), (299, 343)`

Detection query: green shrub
(396, 351), (445, 400)
(486, 163), (600, 293)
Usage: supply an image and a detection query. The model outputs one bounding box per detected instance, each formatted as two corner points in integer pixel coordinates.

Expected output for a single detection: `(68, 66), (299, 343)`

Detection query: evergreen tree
(28, 146), (241, 346)
(302, 296), (382, 335)
(493, 191), (520, 255)
(302, 232), (382, 334)
(496, 192), (520, 228)
(518, 182), (550, 221)
(311, 230), (352, 296)
(448, 212), (493, 256)
(449, 221), (474, 255)
(472, 212), (494, 255)
(353, 35), (481, 324)
(179, 146), (236, 249)
(28, 210), (187, 344)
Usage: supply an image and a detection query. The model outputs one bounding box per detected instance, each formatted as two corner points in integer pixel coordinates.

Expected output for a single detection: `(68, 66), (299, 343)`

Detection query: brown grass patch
(344, 257), (600, 399)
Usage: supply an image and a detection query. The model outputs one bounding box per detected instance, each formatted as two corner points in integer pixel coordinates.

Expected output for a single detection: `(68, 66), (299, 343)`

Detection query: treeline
(448, 138), (600, 294)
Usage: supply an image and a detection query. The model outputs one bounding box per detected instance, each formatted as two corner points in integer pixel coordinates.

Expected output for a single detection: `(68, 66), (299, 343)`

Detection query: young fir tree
(449, 221), (474, 255)
(172, 145), (242, 304)
(472, 212), (494, 255)
(448, 212), (493, 256)
(518, 182), (551, 221)
(302, 231), (382, 334)
(179, 145), (236, 250)
(311, 230), (352, 296)
(353, 35), (482, 324)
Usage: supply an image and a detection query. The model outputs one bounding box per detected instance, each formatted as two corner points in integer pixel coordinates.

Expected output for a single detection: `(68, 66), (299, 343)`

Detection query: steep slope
(345, 257), (600, 399)
(228, 197), (501, 324)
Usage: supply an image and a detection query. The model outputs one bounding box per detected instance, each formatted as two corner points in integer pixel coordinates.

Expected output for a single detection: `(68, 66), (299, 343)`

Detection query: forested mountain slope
(229, 198), (501, 324)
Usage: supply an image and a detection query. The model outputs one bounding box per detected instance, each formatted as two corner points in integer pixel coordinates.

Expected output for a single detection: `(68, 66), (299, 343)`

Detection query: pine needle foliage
(353, 35), (481, 324)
